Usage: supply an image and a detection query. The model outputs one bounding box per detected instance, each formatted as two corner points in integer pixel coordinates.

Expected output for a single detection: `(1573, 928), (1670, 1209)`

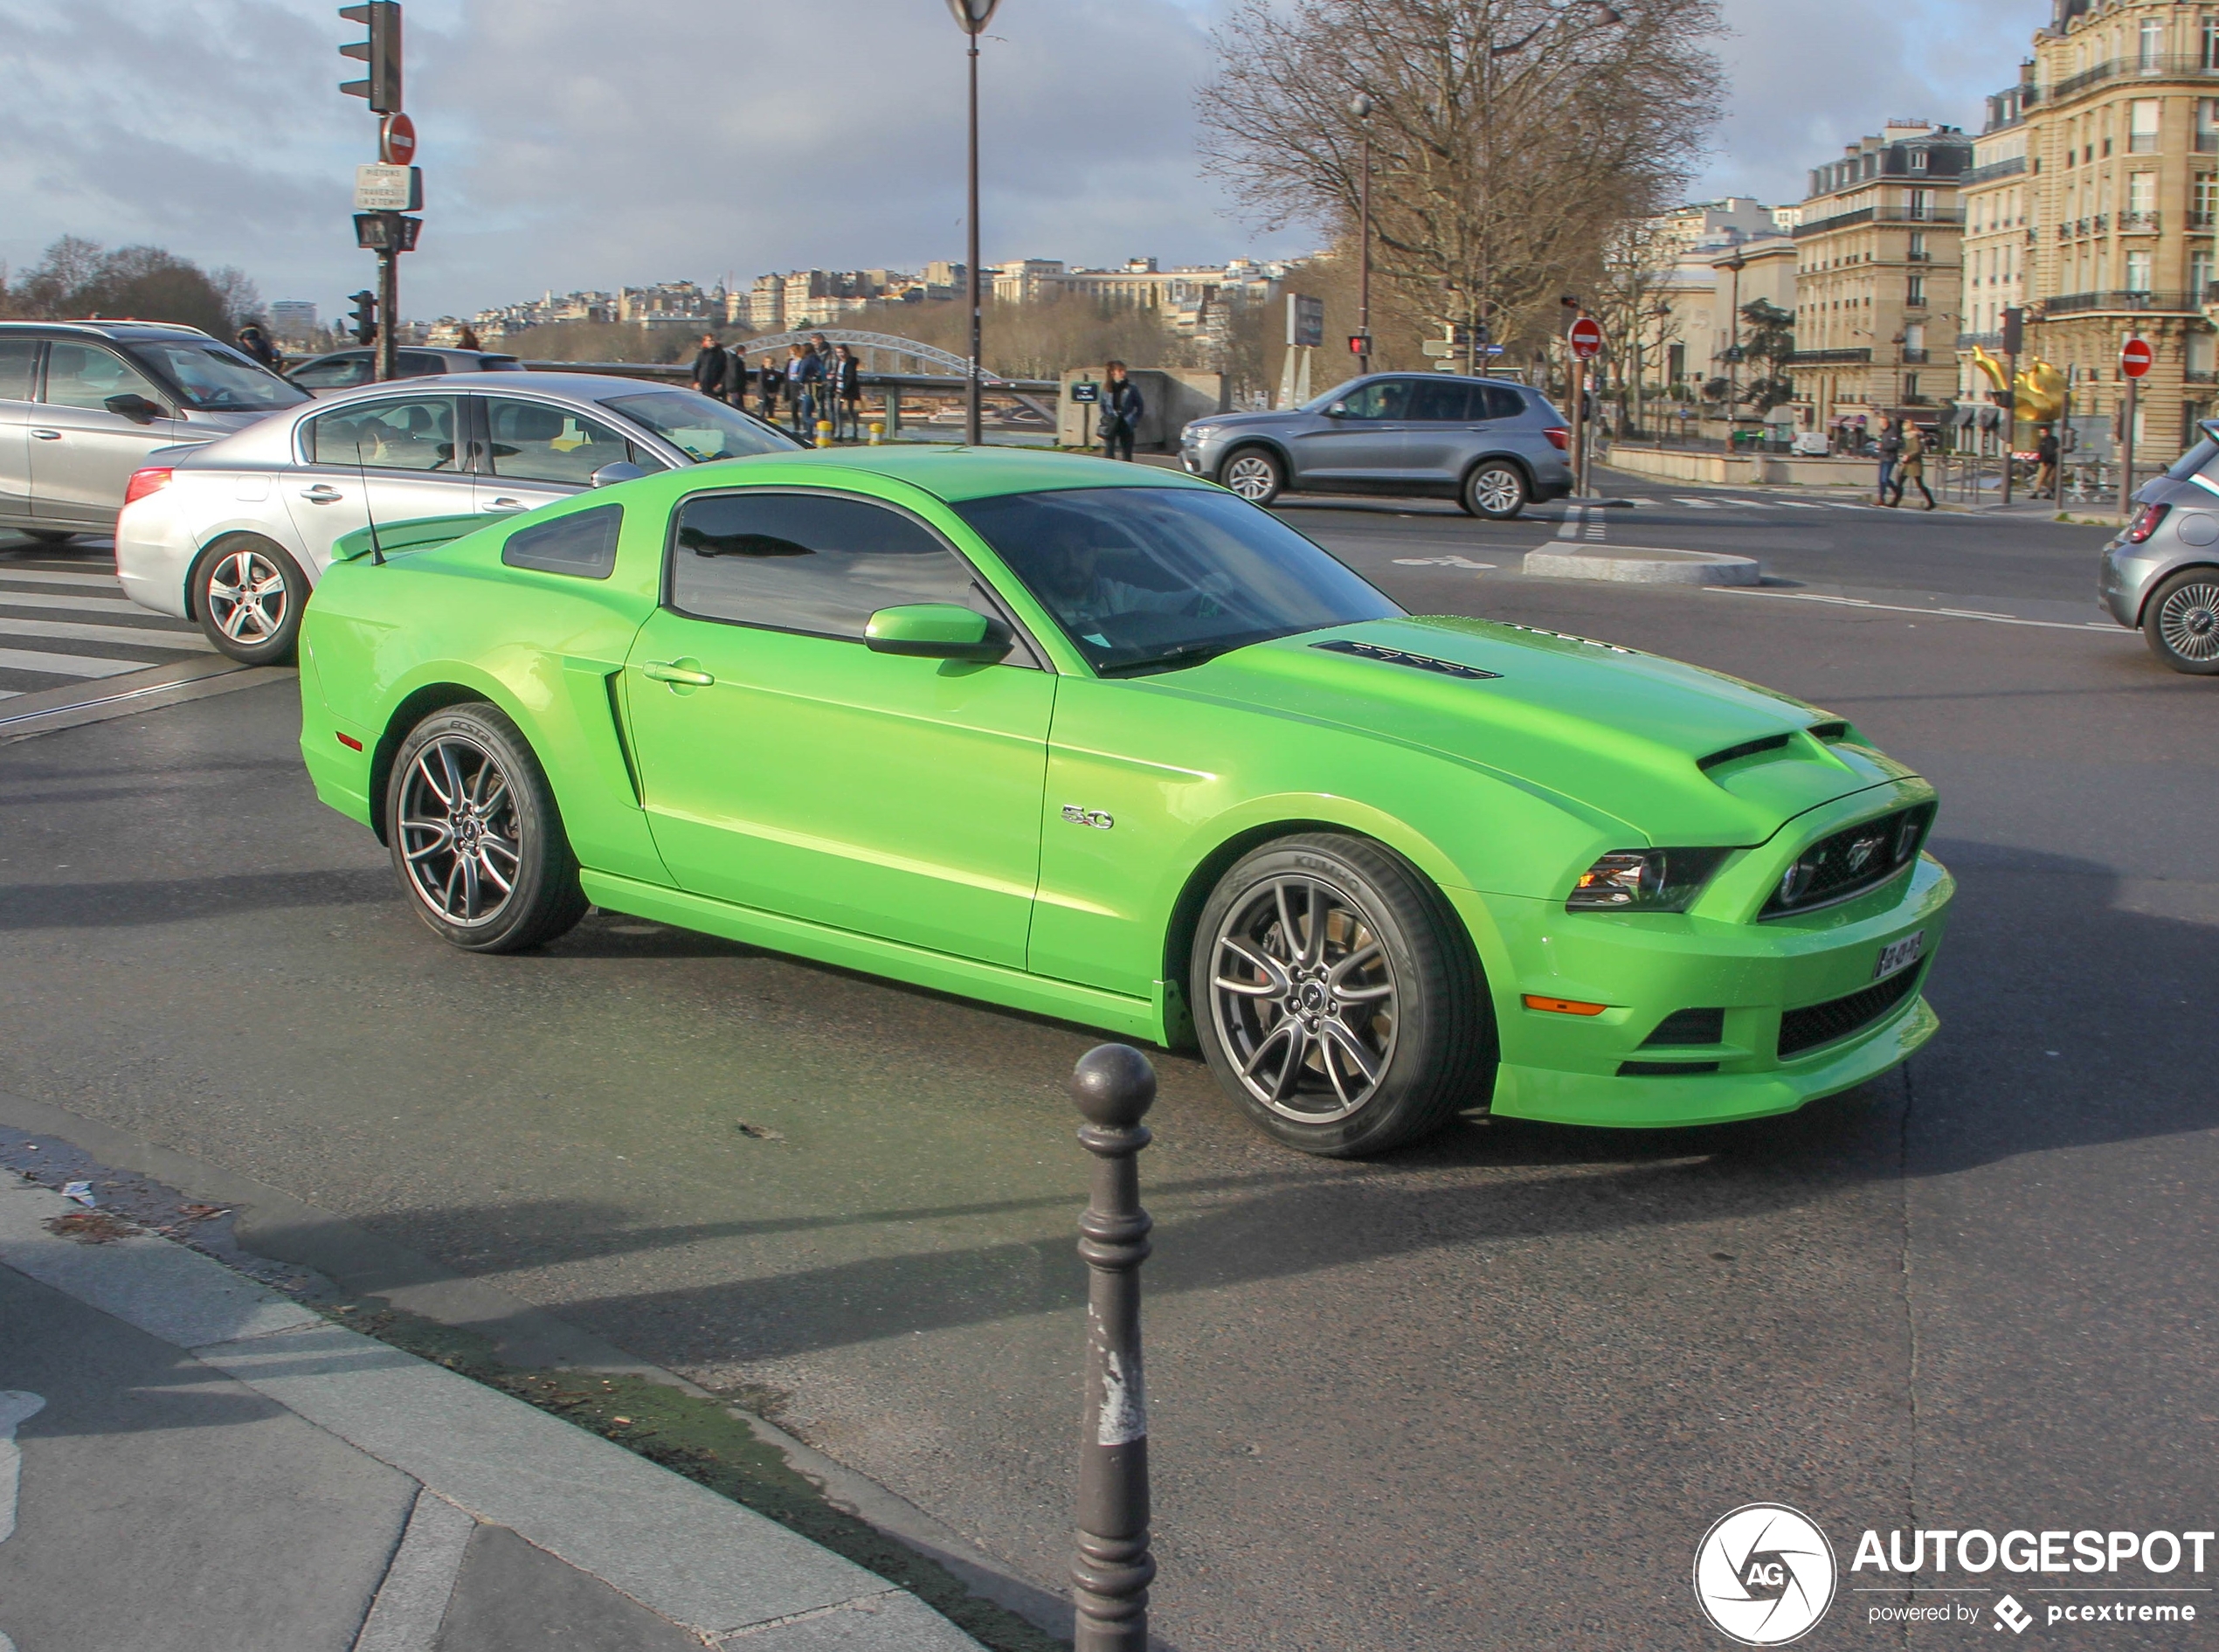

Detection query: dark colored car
(286, 347), (522, 394)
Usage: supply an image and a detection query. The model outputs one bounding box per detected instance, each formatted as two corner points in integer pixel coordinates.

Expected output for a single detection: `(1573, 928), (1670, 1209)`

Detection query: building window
(2127, 248), (2155, 291)
(2194, 248), (2216, 296)
(1904, 374), (1920, 401)
(1910, 188), (1935, 221)
(2142, 17), (2166, 70)
(1910, 149), (1928, 172)
(2206, 17), (2219, 69)
(1907, 273), (1927, 307)
(1910, 230), (1929, 260)
(2131, 100), (2163, 153)
(2129, 171), (2158, 218)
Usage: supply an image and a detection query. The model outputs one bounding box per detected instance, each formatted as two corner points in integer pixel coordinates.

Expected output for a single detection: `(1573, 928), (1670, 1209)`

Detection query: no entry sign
(381, 112), (418, 166)
(2121, 336), (2153, 379)
(1568, 316), (1604, 360)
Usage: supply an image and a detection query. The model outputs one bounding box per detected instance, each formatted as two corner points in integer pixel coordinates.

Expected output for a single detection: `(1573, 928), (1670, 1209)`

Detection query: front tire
(1191, 833), (1494, 1157)
(1219, 446), (1285, 506)
(385, 703), (588, 953)
(1461, 460), (1529, 520)
(192, 536), (307, 664)
(2143, 569), (2219, 674)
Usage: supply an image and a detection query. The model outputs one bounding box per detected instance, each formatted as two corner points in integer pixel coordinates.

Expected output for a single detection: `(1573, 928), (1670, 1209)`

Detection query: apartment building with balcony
(2009, 0), (2219, 448)
(1955, 78), (2035, 406)
(1788, 122), (1973, 425)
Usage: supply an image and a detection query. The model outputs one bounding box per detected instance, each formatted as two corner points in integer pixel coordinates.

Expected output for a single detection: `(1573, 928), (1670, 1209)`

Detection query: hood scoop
(1312, 638), (1502, 681)
(1697, 732), (1793, 772)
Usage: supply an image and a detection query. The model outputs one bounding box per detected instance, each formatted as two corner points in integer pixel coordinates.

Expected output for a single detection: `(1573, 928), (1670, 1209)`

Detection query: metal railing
(2042, 53), (2219, 107)
(1786, 348), (1874, 365)
(2042, 289), (2199, 315)
(1963, 155), (2029, 186)
(516, 358), (1063, 439)
(1794, 205), (1966, 238)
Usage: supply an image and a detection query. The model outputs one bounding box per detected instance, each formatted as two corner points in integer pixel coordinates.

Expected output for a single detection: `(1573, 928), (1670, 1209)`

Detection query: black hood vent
(1312, 638), (1502, 681)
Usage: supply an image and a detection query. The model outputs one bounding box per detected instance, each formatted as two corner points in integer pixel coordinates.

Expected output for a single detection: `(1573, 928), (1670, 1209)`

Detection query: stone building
(1788, 122), (1973, 427)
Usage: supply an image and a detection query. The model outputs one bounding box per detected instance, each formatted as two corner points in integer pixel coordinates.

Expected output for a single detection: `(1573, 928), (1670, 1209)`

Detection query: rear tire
(1219, 446), (1285, 506)
(1191, 833), (1494, 1157)
(385, 702), (589, 953)
(1461, 460), (1529, 520)
(192, 536), (308, 665)
(2143, 569), (2219, 674)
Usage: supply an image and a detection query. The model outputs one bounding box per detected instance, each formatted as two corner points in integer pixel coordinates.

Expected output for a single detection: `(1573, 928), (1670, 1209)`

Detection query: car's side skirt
(579, 870), (1166, 1045)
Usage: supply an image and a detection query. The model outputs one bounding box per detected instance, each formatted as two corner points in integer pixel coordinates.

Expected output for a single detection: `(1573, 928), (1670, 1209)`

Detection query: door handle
(30, 429), (59, 440)
(484, 496), (525, 512)
(640, 661), (715, 686)
(301, 485), (344, 502)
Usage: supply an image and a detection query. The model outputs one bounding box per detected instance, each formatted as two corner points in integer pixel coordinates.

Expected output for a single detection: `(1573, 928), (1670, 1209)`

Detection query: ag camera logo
(1694, 1503), (1838, 1645)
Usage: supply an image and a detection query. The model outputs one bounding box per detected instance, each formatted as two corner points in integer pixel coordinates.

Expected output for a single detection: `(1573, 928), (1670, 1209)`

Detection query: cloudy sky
(1, 0), (2045, 321)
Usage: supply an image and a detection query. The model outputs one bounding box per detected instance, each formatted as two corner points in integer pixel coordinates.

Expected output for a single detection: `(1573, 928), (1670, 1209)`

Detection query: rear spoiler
(332, 514), (487, 563)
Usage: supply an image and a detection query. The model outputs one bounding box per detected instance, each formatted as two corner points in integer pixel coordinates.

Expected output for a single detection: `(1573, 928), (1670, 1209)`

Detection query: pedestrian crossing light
(339, 2), (403, 114)
(348, 290), (379, 345)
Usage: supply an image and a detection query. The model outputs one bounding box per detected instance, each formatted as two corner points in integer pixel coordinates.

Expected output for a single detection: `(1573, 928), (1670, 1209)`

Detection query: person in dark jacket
(723, 342), (750, 407)
(691, 335), (729, 400)
(1099, 361), (1143, 461)
(1876, 414), (1903, 504)
(827, 344), (862, 439)
(458, 325), (484, 351)
(757, 355), (782, 423)
(786, 342), (823, 436)
(2035, 425), (2060, 498)
(234, 323), (281, 370)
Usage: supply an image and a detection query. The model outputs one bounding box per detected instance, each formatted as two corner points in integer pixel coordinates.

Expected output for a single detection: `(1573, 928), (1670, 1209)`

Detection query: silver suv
(0, 321), (308, 542)
(1179, 373), (1574, 519)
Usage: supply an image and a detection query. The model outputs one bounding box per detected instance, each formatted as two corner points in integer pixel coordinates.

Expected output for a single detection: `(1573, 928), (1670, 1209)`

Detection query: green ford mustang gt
(297, 447), (1952, 1156)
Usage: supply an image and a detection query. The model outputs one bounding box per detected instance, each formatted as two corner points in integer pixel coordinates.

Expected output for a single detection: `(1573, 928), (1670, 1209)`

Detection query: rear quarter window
(2167, 437), (2219, 481)
(501, 505), (622, 579)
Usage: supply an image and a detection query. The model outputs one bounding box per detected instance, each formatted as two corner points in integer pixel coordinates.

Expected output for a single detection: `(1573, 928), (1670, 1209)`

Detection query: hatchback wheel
(1462, 460), (1528, 520)
(193, 537), (306, 665)
(2144, 569), (2219, 674)
(1192, 833), (1494, 1157)
(1220, 446), (1285, 506)
(385, 702), (588, 953)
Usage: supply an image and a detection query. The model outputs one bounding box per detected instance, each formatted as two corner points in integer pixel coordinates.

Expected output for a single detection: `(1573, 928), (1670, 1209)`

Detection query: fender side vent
(1697, 733), (1792, 771)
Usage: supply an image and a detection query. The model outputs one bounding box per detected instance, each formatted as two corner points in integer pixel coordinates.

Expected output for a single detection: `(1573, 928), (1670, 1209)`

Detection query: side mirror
(865, 603), (1012, 662)
(1324, 401), (1349, 418)
(590, 461), (648, 488)
(105, 393), (167, 424)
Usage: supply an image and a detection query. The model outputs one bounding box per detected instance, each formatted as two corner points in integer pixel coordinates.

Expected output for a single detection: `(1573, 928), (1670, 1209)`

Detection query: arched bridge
(732, 329), (1020, 384)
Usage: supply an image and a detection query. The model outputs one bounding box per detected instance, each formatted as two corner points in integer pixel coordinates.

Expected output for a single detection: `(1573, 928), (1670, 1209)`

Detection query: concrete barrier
(1523, 544), (1762, 585)
(1604, 444), (1876, 490)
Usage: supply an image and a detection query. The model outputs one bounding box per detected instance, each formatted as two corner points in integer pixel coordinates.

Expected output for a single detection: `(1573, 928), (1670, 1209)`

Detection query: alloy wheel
(1223, 453), (1280, 502)
(204, 549), (290, 644)
(1469, 467), (1523, 516)
(2158, 581), (2219, 662)
(1209, 874), (1400, 1123)
(397, 735), (522, 926)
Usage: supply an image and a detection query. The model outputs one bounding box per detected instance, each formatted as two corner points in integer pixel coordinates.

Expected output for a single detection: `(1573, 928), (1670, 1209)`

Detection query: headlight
(1566, 847), (1732, 913)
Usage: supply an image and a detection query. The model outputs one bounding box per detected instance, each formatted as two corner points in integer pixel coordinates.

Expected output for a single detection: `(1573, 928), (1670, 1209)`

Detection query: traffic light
(348, 290), (379, 345)
(339, 2), (402, 114)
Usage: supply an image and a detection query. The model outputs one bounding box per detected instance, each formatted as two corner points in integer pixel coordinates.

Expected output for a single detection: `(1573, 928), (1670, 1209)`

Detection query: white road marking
(1710, 496), (1771, 508)
(1556, 506), (1584, 540)
(1392, 556), (1498, 570)
(0, 647), (154, 678)
(0, 569), (122, 590)
(1707, 587), (2128, 632)
(0, 617), (211, 651)
(1814, 500), (1874, 510)
(1670, 496), (1722, 508)
(0, 590), (150, 617)
(1769, 500), (1826, 509)
(0, 1391), (41, 1545)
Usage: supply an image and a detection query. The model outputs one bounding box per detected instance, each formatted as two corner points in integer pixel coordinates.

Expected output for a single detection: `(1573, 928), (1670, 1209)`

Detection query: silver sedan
(114, 373), (800, 662)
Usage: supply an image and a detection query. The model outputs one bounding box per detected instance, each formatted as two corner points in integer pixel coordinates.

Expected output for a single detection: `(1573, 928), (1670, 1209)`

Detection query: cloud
(0, 0), (2061, 323)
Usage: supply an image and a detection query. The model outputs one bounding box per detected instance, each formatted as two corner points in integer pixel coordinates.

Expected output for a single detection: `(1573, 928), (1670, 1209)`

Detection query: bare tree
(1591, 216), (1685, 433)
(1197, 0), (1723, 358)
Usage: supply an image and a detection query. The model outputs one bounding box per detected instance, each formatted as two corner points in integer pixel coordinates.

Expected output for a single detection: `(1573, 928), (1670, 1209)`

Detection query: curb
(1523, 545), (1761, 585)
(0, 1173), (985, 1649)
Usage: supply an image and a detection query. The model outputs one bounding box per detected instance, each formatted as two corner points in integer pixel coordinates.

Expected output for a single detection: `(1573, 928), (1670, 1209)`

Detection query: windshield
(953, 486), (1400, 675)
(602, 391), (800, 462)
(127, 340), (308, 411)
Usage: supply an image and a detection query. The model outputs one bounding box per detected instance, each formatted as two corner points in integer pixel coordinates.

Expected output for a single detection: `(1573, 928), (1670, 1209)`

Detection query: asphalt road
(5, 483), (2215, 1650)
(0, 529), (212, 697)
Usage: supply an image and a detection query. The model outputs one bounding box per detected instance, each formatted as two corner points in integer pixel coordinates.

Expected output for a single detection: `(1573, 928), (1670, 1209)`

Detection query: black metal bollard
(1068, 1044), (1158, 1652)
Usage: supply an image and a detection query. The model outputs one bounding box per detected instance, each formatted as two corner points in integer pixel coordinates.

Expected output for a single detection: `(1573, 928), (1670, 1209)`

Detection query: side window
(1405, 381), (1473, 421)
(503, 505), (622, 579)
(42, 342), (164, 412)
(485, 397), (634, 485)
(304, 397), (460, 471)
(0, 340), (36, 403)
(1338, 379), (1413, 420)
(669, 493), (991, 639)
(397, 351), (447, 377)
(1477, 384), (1528, 421)
(291, 356), (373, 391)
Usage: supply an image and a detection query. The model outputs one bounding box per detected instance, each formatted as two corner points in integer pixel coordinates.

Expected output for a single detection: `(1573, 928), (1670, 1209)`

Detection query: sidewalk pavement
(0, 1173), (985, 1651)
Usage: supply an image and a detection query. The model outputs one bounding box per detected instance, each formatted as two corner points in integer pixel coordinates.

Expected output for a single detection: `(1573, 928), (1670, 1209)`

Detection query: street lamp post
(948, 0), (1002, 446)
(1721, 250), (1745, 436)
(1350, 93), (1372, 374)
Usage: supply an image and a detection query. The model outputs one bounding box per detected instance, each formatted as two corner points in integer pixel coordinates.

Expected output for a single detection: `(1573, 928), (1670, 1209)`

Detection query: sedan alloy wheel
(193, 538), (308, 665)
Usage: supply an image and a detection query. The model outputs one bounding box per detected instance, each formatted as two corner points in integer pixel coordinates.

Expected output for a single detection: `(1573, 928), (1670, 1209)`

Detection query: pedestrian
(458, 324), (483, 351)
(723, 340), (750, 407)
(691, 334), (729, 401)
(2035, 425), (2060, 498)
(1099, 361), (1144, 462)
(1876, 414), (1903, 505)
(827, 344), (862, 439)
(234, 322), (281, 370)
(757, 354), (782, 424)
(786, 342), (822, 436)
(1886, 420), (1937, 510)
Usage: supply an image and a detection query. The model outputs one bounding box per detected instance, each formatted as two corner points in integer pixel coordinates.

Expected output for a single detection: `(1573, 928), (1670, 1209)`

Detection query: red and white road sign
(380, 112), (418, 167)
(2120, 336), (2153, 379)
(1568, 315), (1604, 360)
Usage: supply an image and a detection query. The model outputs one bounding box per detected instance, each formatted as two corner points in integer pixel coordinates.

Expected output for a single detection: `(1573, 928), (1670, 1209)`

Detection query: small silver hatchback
(1179, 372), (1575, 519)
(2100, 418), (2219, 672)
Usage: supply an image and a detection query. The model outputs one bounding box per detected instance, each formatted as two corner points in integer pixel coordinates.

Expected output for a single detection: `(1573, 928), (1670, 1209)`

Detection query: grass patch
(322, 1297), (1066, 1651)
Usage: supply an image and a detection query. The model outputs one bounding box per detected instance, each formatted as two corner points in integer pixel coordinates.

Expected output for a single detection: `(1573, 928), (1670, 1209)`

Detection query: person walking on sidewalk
(757, 354), (782, 425)
(2035, 425), (2060, 499)
(690, 335), (728, 402)
(1876, 415), (1903, 504)
(1099, 362), (1144, 462)
(1885, 420), (1937, 509)
(723, 340), (750, 407)
(785, 342), (822, 437)
(827, 344), (862, 440)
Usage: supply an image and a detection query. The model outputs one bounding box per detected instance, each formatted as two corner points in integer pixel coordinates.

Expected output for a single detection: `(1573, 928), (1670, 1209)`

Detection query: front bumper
(1448, 845), (1954, 1130)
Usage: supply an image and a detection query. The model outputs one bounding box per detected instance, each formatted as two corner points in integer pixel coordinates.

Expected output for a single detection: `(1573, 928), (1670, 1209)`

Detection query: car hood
(1148, 615), (1917, 846)
(1188, 409), (1296, 435)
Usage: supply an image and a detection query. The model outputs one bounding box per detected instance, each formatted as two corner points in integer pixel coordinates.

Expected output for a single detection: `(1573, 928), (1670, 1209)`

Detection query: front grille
(1776, 965), (1923, 1059)
(1762, 801), (1936, 918)
(1642, 1007), (1725, 1047)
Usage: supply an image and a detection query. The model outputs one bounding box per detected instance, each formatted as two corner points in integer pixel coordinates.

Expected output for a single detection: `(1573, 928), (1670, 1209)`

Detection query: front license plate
(1873, 930), (1925, 981)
